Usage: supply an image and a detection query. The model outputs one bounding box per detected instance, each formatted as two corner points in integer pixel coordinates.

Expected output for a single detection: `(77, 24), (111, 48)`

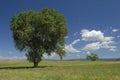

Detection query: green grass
(0, 60), (120, 80)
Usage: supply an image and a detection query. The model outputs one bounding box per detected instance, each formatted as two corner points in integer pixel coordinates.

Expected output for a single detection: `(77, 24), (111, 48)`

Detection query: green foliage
(10, 8), (68, 67)
(86, 53), (99, 61)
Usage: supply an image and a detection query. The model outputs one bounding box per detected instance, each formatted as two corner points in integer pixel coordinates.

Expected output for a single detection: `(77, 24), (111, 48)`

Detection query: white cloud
(112, 29), (119, 32)
(65, 38), (81, 53)
(65, 44), (80, 53)
(81, 29), (104, 41)
(100, 41), (115, 49)
(109, 48), (116, 52)
(82, 42), (101, 51)
(103, 37), (114, 41)
(81, 29), (117, 52)
(81, 29), (114, 42)
(71, 39), (80, 45)
(83, 41), (116, 52)
(101, 41), (116, 51)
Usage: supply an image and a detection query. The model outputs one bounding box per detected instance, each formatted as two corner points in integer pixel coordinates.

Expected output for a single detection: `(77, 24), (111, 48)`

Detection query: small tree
(86, 53), (99, 61)
(10, 8), (68, 67)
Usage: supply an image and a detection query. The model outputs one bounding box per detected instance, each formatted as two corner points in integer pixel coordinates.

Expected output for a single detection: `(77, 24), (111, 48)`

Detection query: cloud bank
(81, 29), (116, 52)
(81, 29), (114, 41)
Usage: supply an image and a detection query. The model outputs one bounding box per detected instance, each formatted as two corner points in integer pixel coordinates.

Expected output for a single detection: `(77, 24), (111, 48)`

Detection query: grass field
(0, 60), (120, 80)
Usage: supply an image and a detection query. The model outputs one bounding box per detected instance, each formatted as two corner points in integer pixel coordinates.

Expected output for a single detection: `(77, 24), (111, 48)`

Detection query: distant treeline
(43, 58), (120, 61)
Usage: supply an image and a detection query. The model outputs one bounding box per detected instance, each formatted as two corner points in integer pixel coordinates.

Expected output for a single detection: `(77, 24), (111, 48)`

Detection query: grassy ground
(0, 60), (120, 80)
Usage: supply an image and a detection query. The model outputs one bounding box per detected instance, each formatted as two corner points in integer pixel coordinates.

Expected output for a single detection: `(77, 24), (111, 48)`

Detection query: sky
(0, 0), (120, 60)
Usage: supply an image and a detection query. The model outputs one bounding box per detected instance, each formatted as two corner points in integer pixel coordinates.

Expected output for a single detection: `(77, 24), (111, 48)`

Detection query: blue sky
(0, 0), (120, 60)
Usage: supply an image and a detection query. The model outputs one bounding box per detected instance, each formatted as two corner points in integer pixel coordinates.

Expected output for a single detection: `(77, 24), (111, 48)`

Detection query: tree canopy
(86, 53), (99, 61)
(10, 8), (68, 67)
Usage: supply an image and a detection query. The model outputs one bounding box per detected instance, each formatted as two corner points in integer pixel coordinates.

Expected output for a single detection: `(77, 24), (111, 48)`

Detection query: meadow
(0, 60), (120, 80)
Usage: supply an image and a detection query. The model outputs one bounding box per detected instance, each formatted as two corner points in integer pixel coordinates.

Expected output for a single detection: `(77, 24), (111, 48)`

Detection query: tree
(86, 53), (99, 61)
(10, 8), (68, 68)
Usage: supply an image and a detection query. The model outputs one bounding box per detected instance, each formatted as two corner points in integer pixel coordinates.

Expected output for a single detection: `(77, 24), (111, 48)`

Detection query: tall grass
(0, 60), (120, 80)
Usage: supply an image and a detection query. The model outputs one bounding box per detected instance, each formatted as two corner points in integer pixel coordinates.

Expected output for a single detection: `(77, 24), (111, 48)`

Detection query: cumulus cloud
(82, 42), (101, 51)
(81, 29), (114, 42)
(100, 41), (115, 49)
(81, 29), (104, 41)
(82, 41), (116, 52)
(109, 47), (116, 52)
(112, 29), (119, 32)
(65, 38), (81, 53)
(103, 37), (114, 41)
(81, 29), (117, 52)
(65, 44), (80, 53)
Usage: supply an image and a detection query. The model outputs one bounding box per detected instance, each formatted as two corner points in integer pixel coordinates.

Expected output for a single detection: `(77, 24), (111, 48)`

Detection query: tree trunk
(60, 56), (63, 61)
(33, 61), (39, 68)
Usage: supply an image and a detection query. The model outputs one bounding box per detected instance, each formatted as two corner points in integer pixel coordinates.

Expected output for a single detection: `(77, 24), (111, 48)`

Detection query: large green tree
(10, 8), (68, 67)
